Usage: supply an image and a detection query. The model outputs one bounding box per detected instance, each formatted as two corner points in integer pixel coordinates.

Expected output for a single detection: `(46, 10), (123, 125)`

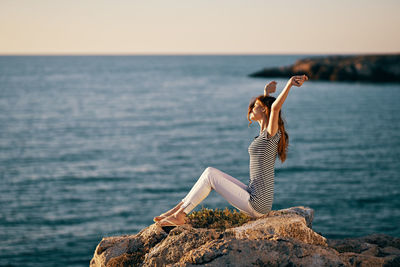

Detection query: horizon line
(0, 51), (399, 56)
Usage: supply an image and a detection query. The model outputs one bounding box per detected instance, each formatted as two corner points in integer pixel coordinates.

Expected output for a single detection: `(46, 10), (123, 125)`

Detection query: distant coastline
(249, 53), (400, 83)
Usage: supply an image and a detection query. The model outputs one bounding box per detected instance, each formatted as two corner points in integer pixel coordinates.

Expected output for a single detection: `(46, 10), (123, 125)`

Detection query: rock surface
(249, 54), (400, 83)
(90, 206), (400, 266)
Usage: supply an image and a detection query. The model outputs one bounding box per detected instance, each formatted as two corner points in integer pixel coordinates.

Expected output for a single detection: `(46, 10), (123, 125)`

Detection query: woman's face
(249, 100), (266, 121)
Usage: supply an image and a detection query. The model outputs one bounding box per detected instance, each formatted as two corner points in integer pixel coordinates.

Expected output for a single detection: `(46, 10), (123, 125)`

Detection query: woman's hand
(264, 81), (277, 96)
(288, 75), (308, 87)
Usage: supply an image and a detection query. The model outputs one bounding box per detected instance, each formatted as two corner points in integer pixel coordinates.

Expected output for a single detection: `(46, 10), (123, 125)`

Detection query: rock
(90, 224), (168, 267)
(249, 54), (400, 83)
(225, 206), (327, 246)
(90, 206), (400, 266)
(327, 233), (400, 267)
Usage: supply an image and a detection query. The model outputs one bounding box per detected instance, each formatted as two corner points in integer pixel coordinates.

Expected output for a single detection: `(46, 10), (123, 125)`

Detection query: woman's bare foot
(153, 202), (184, 222)
(156, 210), (188, 227)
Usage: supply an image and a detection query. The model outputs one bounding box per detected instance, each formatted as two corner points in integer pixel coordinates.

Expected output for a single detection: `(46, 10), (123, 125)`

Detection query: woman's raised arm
(266, 75), (308, 137)
(271, 75), (308, 111)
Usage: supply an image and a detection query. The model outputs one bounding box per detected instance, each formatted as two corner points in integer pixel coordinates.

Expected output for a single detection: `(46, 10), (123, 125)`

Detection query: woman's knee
(203, 166), (217, 176)
(201, 167), (218, 185)
(205, 166), (216, 172)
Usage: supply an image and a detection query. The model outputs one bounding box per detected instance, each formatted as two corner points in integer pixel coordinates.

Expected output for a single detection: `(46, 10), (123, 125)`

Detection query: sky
(0, 0), (399, 55)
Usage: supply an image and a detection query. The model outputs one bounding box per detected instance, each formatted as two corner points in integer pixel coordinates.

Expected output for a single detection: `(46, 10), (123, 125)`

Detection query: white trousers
(181, 167), (264, 218)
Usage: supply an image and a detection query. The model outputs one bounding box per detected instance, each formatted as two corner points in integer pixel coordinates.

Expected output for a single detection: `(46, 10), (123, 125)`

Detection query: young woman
(154, 74), (309, 226)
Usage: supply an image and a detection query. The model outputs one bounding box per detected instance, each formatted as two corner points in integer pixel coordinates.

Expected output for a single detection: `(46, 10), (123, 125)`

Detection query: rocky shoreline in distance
(90, 206), (400, 266)
(249, 53), (400, 83)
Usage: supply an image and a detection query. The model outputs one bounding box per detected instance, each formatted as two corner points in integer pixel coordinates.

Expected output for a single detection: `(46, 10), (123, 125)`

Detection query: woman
(154, 74), (309, 227)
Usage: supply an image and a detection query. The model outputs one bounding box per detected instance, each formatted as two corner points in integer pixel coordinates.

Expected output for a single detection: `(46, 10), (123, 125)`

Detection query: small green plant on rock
(186, 206), (253, 231)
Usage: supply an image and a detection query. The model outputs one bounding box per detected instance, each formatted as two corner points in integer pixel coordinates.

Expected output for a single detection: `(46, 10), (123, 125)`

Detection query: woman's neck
(258, 119), (268, 135)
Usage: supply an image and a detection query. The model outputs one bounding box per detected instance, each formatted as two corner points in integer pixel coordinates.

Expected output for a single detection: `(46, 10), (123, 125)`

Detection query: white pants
(181, 167), (265, 218)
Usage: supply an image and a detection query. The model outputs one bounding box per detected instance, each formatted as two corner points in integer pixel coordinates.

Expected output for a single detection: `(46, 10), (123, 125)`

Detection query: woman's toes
(153, 215), (165, 222)
(153, 215), (164, 221)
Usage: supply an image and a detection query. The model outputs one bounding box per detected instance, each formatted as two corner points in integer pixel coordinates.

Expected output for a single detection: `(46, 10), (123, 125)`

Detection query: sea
(0, 55), (399, 266)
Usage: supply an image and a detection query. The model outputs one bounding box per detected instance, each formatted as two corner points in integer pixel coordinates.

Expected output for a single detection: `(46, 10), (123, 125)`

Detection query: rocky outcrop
(249, 54), (400, 83)
(90, 206), (400, 266)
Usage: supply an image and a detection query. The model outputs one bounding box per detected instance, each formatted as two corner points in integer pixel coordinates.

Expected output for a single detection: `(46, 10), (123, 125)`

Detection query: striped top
(247, 128), (281, 214)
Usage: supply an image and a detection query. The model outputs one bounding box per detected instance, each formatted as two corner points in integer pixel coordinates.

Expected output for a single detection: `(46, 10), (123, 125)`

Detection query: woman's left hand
(264, 81), (277, 96)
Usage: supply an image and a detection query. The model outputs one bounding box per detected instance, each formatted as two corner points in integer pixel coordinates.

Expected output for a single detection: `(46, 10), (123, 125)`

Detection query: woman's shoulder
(261, 128), (281, 141)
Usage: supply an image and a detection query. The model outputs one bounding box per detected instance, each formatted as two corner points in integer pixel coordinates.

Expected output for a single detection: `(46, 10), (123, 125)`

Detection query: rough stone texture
(248, 54), (400, 83)
(327, 233), (400, 267)
(176, 238), (345, 267)
(90, 206), (400, 267)
(90, 224), (167, 267)
(225, 206), (327, 246)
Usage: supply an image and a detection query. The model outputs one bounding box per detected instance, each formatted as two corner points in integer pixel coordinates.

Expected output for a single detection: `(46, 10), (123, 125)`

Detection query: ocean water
(0, 55), (399, 266)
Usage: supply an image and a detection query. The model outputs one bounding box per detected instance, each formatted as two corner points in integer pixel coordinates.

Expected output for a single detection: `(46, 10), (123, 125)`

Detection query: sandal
(156, 217), (188, 227)
(153, 214), (168, 223)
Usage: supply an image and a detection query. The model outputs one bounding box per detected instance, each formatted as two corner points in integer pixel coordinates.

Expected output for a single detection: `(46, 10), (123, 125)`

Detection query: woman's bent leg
(181, 167), (262, 217)
(181, 168), (214, 214)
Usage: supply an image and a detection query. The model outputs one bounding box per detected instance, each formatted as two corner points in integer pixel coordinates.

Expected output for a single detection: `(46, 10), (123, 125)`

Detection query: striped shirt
(247, 128), (281, 214)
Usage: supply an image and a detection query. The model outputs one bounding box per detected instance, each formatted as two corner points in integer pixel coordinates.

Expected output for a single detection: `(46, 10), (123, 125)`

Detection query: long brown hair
(247, 95), (289, 163)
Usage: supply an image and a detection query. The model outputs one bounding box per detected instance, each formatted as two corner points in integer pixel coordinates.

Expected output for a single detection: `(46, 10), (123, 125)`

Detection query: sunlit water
(1, 55), (399, 266)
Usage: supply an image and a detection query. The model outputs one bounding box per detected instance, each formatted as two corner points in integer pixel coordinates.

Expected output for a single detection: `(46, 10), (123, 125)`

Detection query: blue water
(0, 55), (399, 266)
